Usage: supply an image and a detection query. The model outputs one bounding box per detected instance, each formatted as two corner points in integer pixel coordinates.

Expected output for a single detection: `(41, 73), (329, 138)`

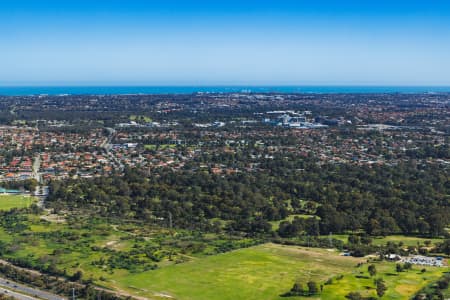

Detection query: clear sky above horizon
(1, 0), (450, 86)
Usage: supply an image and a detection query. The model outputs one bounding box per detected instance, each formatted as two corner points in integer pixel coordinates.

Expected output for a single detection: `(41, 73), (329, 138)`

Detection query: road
(0, 287), (38, 300)
(0, 277), (65, 300)
(102, 127), (115, 152)
(103, 127), (124, 171)
(32, 154), (41, 184)
(34, 185), (49, 209)
(0, 259), (146, 300)
(32, 153), (49, 208)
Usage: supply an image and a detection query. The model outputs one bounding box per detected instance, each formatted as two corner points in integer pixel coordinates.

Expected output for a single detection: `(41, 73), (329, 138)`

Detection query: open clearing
(320, 234), (443, 247)
(0, 194), (35, 210)
(109, 243), (447, 300)
(269, 214), (317, 230)
(113, 243), (363, 300)
(371, 235), (443, 246)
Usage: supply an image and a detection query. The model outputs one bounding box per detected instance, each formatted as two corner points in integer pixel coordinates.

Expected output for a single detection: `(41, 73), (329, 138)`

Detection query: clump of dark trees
(281, 280), (320, 297)
(47, 160), (450, 239)
(0, 179), (38, 193)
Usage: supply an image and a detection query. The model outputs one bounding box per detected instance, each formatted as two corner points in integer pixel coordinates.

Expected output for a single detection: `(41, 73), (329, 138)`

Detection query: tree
(360, 235), (373, 245)
(375, 278), (387, 297)
(290, 281), (304, 295)
(403, 262), (412, 270)
(69, 168), (77, 178)
(305, 218), (320, 236)
(282, 281), (305, 297)
(346, 292), (363, 300)
(307, 281), (319, 295)
(71, 270), (83, 282)
(440, 239), (450, 255)
(396, 263), (403, 272)
(368, 264), (377, 277)
(427, 212), (447, 237)
(437, 278), (449, 290)
(348, 234), (361, 245)
(417, 220), (430, 236)
(277, 221), (300, 238)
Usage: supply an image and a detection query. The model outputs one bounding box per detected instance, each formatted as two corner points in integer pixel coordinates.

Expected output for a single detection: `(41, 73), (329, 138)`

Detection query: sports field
(0, 194), (36, 210)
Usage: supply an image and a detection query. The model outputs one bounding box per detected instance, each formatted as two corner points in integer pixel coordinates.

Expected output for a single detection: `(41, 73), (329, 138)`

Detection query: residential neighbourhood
(0, 93), (448, 182)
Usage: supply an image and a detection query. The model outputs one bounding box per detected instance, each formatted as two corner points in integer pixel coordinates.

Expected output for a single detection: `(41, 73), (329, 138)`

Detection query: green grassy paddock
(371, 235), (442, 247)
(270, 214), (317, 230)
(112, 244), (447, 300)
(113, 243), (363, 300)
(129, 115), (152, 122)
(0, 194), (36, 210)
(321, 234), (443, 247)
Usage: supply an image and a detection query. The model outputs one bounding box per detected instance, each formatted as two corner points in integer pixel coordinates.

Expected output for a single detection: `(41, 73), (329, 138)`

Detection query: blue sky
(1, 0), (450, 86)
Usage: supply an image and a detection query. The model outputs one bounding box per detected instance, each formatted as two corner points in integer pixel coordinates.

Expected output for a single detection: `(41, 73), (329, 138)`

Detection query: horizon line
(2, 84), (450, 88)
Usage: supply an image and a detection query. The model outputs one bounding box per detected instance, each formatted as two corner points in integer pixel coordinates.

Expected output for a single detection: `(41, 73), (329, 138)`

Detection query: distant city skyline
(1, 0), (450, 86)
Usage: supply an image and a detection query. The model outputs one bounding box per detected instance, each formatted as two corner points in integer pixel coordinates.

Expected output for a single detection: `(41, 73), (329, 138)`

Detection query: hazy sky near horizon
(1, 0), (450, 86)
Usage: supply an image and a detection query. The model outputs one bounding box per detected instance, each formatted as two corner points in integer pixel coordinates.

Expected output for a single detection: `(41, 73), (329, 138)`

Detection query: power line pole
(72, 288), (75, 300)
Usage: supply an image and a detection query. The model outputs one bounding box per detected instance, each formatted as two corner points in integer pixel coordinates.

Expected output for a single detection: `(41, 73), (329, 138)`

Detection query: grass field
(371, 235), (443, 247)
(113, 244), (363, 300)
(321, 234), (443, 247)
(0, 194), (36, 210)
(144, 144), (177, 150)
(108, 244), (448, 300)
(269, 214), (317, 230)
(130, 115), (152, 122)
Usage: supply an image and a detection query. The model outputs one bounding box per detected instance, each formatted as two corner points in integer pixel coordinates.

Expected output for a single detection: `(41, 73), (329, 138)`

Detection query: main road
(0, 258), (147, 300)
(0, 277), (65, 300)
(0, 287), (38, 300)
(103, 127), (124, 171)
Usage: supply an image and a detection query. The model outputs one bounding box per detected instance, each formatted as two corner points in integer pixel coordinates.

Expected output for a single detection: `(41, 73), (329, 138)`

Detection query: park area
(0, 212), (446, 300)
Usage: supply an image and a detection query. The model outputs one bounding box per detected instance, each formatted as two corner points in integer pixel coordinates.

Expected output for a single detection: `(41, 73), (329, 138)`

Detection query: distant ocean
(1, 86), (450, 96)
